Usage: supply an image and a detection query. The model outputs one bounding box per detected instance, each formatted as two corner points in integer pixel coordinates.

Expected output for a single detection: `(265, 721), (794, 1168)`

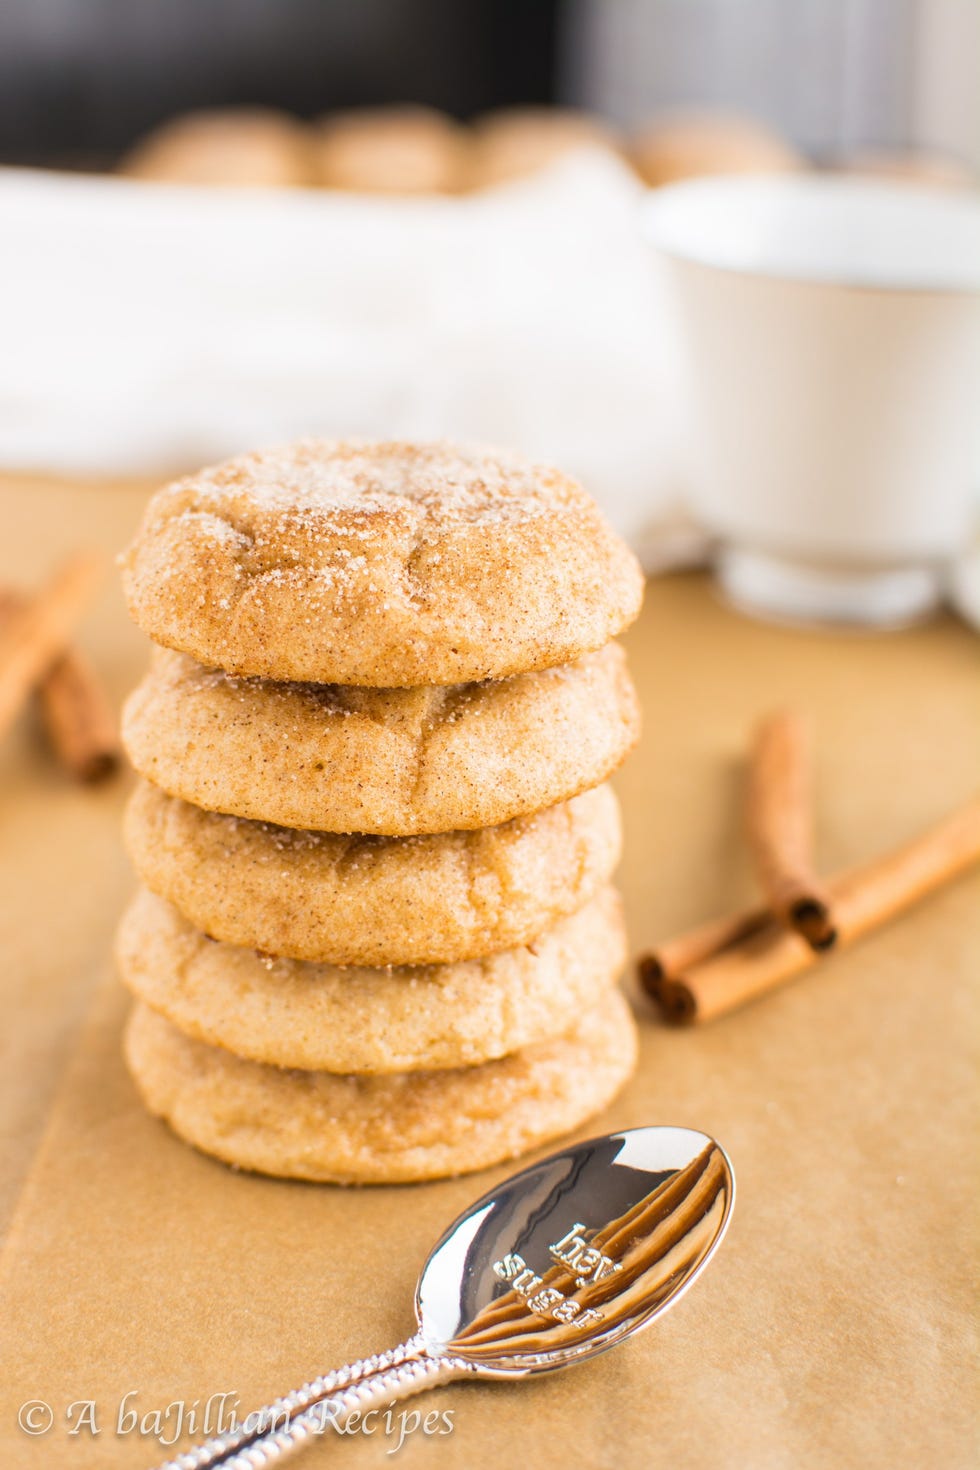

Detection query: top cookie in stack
(120, 440), (642, 685)
(117, 440), (644, 1184)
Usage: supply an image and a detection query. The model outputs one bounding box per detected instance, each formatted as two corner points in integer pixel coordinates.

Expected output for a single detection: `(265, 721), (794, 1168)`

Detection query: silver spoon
(154, 1124), (734, 1470)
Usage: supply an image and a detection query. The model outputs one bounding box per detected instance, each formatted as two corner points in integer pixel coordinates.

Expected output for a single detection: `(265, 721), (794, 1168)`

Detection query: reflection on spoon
(450, 1140), (728, 1359)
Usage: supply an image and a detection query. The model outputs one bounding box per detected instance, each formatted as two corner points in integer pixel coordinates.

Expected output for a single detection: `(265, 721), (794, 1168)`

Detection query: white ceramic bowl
(644, 176), (980, 625)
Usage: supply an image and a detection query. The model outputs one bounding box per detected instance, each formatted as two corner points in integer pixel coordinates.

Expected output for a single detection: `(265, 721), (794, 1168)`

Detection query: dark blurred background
(0, 0), (561, 166)
(0, 0), (977, 171)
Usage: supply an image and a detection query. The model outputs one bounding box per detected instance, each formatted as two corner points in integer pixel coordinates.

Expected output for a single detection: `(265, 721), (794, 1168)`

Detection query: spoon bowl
(420, 1125), (734, 1374)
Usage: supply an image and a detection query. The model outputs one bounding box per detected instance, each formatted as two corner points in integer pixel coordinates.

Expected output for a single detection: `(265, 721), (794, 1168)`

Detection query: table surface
(0, 473), (977, 1470)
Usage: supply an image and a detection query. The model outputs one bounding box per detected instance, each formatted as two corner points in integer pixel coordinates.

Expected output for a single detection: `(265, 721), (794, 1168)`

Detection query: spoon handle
(171, 1352), (470, 1470)
(150, 1333), (431, 1470)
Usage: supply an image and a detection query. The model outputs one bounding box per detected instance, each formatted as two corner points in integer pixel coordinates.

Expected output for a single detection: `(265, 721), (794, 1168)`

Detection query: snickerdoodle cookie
(123, 987), (637, 1183)
(119, 107), (317, 187)
(116, 885), (627, 1073)
(470, 107), (621, 188)
(316, 106), (469, 194)
(124, 779), (621, 966)
(121, 642), (639, 835)
(119, 441), (644, 687)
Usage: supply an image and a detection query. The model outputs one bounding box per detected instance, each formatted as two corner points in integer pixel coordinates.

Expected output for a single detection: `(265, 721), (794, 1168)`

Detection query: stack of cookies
(116, 441), (644, 1184)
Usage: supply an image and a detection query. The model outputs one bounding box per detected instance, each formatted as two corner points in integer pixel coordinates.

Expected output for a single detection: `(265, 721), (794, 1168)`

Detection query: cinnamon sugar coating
(124, 780), (621, 966)
(120, 440), (644, 687)
(121, 642), (639, 835)
(123, 987), (637, 1183)
(117, 885), (627, 1074)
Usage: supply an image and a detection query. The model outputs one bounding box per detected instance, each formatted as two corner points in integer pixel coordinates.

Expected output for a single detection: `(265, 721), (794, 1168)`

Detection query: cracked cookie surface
(124, 779), (621, 965)
(123, 985), (637, 1182)
(121, 642), (639, 834)
(117, 885), (627, 1073)
(119, 439), (644, 686)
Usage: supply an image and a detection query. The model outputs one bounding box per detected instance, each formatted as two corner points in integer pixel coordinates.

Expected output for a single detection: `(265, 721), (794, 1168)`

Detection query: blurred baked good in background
(118, 106), (317, 187)
(631, 111), (801, 188)
(315, 105), (470, 194)
(469, 106), (620, 187)
(116, 102), (625, 196)
(92, 95), (980, 200)
(117, 102), (805, 195)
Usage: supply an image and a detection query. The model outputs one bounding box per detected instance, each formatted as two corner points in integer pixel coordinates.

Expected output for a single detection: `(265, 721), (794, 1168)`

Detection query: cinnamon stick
(643, 796), (980, 1024)
(0, 589), (119, 783)
(637, 907), (770, 999)
(746, 709), (836, 950)
(0, 555), (104, 745)
(38, 650), (120, 782)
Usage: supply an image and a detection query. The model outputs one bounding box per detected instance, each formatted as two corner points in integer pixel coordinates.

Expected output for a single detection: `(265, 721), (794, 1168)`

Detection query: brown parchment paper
(0, 473), (977, 1470)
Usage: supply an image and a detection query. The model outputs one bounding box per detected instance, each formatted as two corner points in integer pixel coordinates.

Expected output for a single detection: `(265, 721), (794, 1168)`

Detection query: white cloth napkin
(0, 153), (701, 568)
